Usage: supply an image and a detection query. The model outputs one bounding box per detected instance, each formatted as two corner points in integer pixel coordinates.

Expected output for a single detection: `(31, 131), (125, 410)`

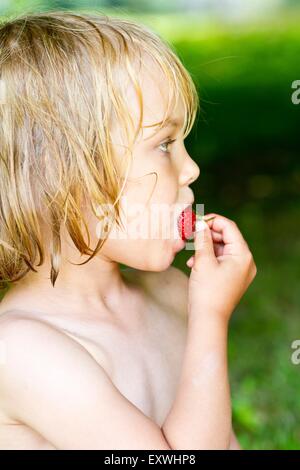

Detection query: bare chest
(0, 298), (187, 449)
(58, 301), (187, 427)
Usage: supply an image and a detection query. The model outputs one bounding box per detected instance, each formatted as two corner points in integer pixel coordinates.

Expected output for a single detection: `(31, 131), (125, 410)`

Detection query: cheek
(86, 199), (180, 266)
(90, 161), (180, 266)
(113, 165), (178, 240)
(107, 206), (176, 246)
(153, 162), (178, 203)
(129, 159), (178, 204)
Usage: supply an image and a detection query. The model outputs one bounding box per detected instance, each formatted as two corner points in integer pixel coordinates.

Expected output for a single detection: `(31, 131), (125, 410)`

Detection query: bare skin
(0, 55), (253, 449)
(0, 266), (187, 449)
(0, 266), (241, 450)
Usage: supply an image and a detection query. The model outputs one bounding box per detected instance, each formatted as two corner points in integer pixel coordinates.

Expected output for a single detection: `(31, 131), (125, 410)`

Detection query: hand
(186, 213), (257, 322)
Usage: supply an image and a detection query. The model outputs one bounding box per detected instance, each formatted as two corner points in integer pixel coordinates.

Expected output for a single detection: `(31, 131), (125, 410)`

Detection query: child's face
(88, 59), (200, 271)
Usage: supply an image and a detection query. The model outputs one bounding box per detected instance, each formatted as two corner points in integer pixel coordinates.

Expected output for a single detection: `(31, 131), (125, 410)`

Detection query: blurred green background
(1, 0), (300, 450)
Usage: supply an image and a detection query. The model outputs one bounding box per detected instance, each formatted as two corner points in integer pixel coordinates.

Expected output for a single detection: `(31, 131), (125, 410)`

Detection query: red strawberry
(177, 207), (196, 241)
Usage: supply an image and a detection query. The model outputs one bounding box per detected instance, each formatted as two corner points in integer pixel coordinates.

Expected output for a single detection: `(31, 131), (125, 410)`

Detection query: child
(0, 11), (256, 450)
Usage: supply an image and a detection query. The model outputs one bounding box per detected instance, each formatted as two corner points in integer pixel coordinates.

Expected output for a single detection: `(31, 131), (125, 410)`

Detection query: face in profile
(86, 57), (200, 272)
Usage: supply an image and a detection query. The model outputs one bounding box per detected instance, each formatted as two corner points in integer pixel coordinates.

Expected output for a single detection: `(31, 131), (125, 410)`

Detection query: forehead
(125, 54), (185, 140)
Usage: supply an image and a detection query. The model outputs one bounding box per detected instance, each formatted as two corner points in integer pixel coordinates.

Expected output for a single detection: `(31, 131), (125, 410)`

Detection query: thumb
(191, 219), (215, 266)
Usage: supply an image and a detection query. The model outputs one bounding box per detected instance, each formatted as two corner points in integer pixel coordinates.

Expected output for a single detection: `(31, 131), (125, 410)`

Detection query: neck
(1, 227), (135, 321)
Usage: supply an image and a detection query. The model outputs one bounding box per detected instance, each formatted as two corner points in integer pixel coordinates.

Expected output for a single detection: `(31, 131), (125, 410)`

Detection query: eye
(158, 139), (176, 155)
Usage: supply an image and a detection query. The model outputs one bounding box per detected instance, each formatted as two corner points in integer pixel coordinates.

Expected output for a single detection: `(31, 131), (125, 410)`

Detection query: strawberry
(177, 207), (196, 241)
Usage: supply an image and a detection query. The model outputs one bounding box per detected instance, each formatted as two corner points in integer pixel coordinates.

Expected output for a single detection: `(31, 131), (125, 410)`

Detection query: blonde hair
(0, 10), (199, 290)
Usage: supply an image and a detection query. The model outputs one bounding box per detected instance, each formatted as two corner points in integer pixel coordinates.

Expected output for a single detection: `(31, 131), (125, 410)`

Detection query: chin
(145, 244), (176, 272)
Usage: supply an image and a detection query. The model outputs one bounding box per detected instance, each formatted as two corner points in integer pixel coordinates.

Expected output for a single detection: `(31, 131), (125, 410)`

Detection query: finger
(187, 242), (224, 267)
(211, 230), (223, 242)
(193, 219), (216, 266)
(203, 213), (247, 246)
(186, 256), (194, 268)
(213, 242), (224, 258)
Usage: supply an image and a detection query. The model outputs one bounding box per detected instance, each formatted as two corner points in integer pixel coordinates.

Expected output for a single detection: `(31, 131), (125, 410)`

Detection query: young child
(0, 11), (257, 450)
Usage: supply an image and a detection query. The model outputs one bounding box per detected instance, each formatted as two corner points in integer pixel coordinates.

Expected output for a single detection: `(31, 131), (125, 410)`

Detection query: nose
(178, 152), (200, 187)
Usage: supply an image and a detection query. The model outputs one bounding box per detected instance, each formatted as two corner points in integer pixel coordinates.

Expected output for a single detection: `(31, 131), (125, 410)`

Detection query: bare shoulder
(0, 312), (102, 375)
(0, 314), (82, 418)
(0, 311), (83, 348)
(124, 265), (189, 319)
(0, 313), (109, 403)
(0, 310), (171, 450)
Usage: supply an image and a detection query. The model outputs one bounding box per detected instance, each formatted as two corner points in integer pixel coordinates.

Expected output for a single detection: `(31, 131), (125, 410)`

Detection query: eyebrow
(142, 118), (182, 129)
(160, 118), (183, 128)
(142, 118), (184, 140)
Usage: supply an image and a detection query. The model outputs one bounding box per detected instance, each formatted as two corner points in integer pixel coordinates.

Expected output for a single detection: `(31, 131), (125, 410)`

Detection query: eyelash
(158, 139), (176, 155)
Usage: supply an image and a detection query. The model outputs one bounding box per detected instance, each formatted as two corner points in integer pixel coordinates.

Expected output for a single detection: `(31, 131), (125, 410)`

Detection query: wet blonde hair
(0, 10), (199, 290)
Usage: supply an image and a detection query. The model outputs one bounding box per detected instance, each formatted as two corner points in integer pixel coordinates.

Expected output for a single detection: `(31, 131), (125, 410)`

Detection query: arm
(162, 313), (231, 449)
(161, 266), (242, 450)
